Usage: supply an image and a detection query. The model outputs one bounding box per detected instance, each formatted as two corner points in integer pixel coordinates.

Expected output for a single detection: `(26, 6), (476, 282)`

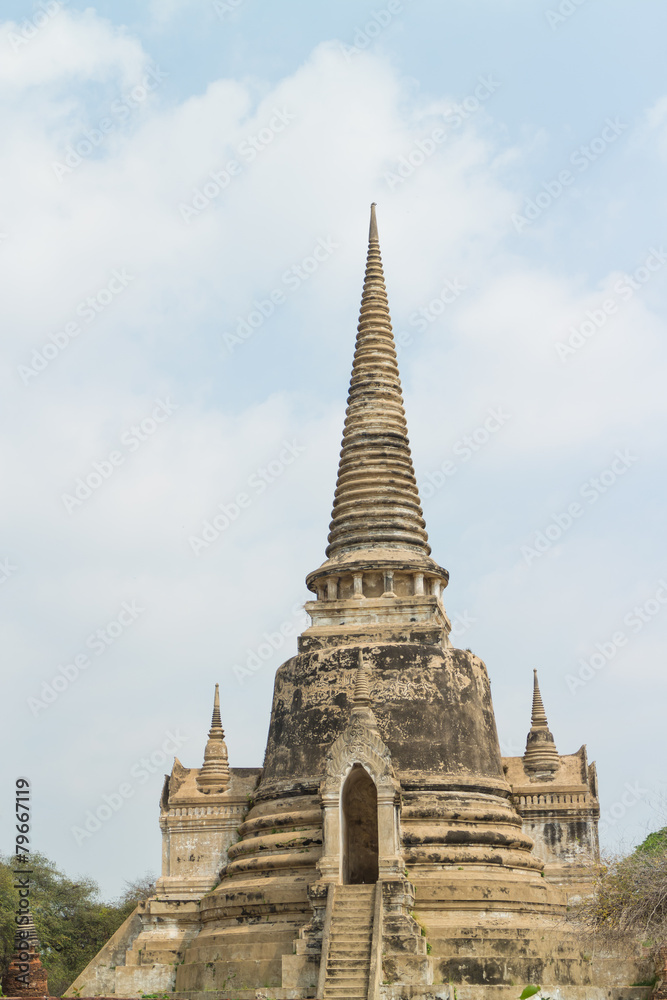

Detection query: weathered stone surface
(506, 743), (600, 885)
(66, 206), (647, 1000)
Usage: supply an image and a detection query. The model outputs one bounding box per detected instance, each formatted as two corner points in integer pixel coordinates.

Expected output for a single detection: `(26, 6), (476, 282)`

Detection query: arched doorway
(342, 764), (379, 884)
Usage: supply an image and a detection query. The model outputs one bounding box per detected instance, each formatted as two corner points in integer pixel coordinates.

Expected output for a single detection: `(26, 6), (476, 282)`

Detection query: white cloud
(1, 8), (666, 895)
(1, 7), (146, 88)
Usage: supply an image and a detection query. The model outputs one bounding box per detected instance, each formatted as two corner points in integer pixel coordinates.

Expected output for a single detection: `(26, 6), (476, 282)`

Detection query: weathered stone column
(377, 788), (402, 877)
(318, 792), (341, 882)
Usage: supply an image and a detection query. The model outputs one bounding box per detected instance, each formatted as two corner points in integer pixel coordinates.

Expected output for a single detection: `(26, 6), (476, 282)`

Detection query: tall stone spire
(306, 205), (449, 613)
(196, 684), (230, 793)
(523, 670), (560, 776)
(326, 203), (430, 559)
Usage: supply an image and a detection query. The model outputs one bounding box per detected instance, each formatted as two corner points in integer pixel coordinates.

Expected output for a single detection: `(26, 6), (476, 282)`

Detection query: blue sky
(1, 0), (666, 900)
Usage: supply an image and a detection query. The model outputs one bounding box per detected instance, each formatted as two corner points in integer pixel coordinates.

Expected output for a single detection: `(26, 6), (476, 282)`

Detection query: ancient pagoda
(69, 207), (652, 1000)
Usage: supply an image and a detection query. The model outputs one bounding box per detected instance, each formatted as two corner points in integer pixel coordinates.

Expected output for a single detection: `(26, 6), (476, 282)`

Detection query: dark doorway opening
(342, 764), (379, 884)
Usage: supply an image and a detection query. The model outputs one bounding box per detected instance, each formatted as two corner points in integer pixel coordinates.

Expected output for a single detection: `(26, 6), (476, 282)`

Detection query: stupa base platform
(168, 988), (652, 1000)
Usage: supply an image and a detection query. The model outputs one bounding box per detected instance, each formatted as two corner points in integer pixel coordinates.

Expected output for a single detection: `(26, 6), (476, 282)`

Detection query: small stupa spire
(523, 670), (560, 776)
(353, 650), (372, 708)
(530, 669), (549, 728)
(197, 684), (230, 793)
(348, 650), (379, 735)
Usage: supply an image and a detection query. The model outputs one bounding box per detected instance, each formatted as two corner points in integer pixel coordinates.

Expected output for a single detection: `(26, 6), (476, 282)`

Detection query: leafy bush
(578, 831), (667, 935)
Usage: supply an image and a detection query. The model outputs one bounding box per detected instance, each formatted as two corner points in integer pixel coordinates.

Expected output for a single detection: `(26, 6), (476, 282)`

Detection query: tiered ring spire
(326, 204), (430, 560)
(523, 670), (560, 776)
(305, 205), (448, 614)
(196, 683), (230, 793)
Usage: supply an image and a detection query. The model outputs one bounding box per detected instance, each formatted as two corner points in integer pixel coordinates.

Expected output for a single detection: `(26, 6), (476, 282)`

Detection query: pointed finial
(369, 202), (378, 242)
(353, 650), (371, 708)
(211, 682), (223, 732)
(197, 684), (230, 793)
(531, 669), (548, 728)
(523, 670), (560, 776)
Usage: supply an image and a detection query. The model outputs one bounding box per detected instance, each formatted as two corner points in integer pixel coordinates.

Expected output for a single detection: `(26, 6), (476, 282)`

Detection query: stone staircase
(322, 884), (375, 1000)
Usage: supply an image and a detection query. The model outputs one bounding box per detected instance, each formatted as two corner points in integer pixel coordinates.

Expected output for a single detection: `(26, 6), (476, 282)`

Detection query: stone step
(330, 925), (371, 943)
(324, 887), (375, 1000)
(328, 954), (370, 962)
(323, 988), (368, 994)
(323, 990), (367, 998)
(329, 942), (371, 950)
(336, 900), (373, 916)
(328, 944), (371, 954)
(331, 924), (371, 932)
(336, 901), (373, 916)
(330, 931), (372, 940)
(327, 968), (369, 976)
(326, 967), (367, 976)
(326, 976), (368, 985)
(324, 985), (366, 994)
(328, 948), (370, 958)
(323, 994), (366, 1000)
(334, 901), (373, 906)
(323, 993), (367, 999)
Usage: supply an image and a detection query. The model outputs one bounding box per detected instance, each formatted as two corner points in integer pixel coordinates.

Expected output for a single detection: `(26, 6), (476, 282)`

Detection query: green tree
(0, 853), (155, 997)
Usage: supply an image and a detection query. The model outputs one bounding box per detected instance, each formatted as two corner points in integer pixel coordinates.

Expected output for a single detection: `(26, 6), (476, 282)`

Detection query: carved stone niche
(318, 713), (403, 884)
